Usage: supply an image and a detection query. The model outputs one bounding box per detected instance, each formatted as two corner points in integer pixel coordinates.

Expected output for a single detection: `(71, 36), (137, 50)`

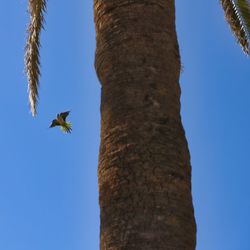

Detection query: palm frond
(221, 0), (250, 55)
(25, 0), (46, 116)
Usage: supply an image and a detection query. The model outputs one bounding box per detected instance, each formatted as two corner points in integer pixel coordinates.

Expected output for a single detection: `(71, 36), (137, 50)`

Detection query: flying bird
(50, 111), (72, 133)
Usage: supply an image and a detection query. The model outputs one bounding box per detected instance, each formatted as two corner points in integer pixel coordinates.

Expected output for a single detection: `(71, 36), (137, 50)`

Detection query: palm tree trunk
(94, 0), (196, 249)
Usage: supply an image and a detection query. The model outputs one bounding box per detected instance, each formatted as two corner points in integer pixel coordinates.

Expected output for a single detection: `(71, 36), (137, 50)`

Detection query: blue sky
(0, 1), (250, 250)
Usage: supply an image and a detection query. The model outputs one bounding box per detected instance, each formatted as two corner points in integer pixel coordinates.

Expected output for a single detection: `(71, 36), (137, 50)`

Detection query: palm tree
(25, 0), (46, 116)
(221, 0), (250, 54)
(25, 0), (250, 249)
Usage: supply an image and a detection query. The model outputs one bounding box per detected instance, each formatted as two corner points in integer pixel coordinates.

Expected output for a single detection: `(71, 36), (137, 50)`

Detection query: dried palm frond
(25, 0), (47, 116)
(221, 0), (250, 55)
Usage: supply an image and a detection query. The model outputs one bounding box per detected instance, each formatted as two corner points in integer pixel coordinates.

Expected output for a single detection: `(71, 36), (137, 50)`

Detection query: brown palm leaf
(25, 0), (46, 116)
(221, 0), (250, 55)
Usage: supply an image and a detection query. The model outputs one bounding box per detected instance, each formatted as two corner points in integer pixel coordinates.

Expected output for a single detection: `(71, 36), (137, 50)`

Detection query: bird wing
(50, 119), (60, 128)
(59, 111), (70, 121)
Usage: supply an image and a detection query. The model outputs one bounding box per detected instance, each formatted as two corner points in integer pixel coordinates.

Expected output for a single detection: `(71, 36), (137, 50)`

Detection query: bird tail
(61, 121), (72, 133)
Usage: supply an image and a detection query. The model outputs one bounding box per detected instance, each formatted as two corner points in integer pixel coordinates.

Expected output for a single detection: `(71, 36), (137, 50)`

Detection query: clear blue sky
(0, 1), (250, 250)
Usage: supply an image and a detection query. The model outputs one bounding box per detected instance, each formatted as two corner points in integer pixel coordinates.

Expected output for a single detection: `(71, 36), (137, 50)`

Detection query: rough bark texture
(94, 0), (196, 249)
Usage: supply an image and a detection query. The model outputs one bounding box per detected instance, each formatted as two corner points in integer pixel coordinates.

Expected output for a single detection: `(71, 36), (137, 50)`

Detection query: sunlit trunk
(94, 0), (196, 249)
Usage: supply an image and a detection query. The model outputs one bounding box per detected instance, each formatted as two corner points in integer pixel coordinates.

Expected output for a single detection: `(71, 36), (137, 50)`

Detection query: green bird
(50, 111), (72, 133)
